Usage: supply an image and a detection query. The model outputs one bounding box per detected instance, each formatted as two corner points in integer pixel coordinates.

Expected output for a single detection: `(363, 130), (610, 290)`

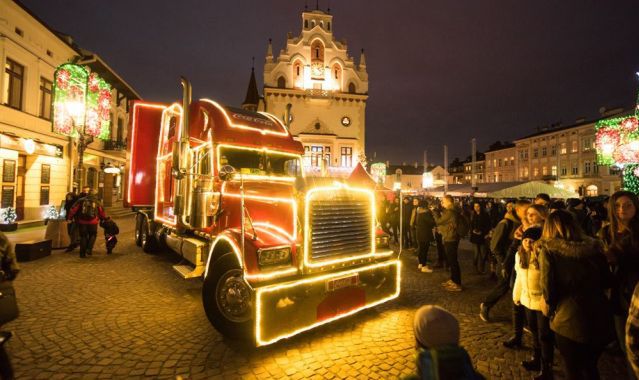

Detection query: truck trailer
(127, 79), (400, 346)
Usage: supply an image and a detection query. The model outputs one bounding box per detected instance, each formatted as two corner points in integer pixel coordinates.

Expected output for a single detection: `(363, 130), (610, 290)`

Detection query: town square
(1, 1), (639, 379)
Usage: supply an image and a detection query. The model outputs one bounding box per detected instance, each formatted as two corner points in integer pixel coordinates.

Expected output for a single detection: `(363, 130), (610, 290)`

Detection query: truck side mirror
(219, 165), (236, 182)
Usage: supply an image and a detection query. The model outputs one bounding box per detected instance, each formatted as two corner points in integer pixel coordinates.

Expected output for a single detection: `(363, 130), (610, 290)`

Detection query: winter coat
(538, 237), (614, 345)
(599, 223), (639, 315)
(435, 208), (460, 242)
(513, 250), (543, 311)
(489, 213), (519, 259)
(470, 211), (491, 244)
(415, 208), (435, 243)
(404, 346), (485, 380)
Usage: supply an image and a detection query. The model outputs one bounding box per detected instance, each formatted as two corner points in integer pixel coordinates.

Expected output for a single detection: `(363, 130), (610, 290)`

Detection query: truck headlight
(258, 247), (291, 267)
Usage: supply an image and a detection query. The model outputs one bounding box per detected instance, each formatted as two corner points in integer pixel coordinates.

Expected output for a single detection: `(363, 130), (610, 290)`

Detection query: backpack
(79, 198), (98, 219)
(455, 212), (470, 239)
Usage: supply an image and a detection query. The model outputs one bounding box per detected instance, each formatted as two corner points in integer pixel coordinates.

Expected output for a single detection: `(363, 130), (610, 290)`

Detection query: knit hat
(522, 227), (542, 241)
(413, 305), (460, 348)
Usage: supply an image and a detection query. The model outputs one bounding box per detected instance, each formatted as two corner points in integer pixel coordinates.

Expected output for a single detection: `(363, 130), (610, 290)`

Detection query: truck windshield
(219, 147), (302, 178)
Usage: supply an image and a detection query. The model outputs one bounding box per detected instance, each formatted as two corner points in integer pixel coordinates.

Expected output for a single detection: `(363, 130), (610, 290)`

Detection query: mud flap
(255, 260), (400, 346)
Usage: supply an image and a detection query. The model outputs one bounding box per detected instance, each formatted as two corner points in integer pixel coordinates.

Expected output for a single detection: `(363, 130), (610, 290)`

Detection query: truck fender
(204, 232), (244, 279)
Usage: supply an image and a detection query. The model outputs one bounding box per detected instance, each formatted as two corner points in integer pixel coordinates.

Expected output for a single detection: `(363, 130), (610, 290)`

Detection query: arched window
(293, 61), (302, 89)
(320, 21), (324, 29)
(277, 76), (286, 88)
(348, 82), (356, 94)
(328, 22), (331, 31)
(304, 20), (308, 29)
(333, 64), (341, 80)
(310, 40), (325, 79)
(311, 20), (315, 28)
(294, 61), (302, 77)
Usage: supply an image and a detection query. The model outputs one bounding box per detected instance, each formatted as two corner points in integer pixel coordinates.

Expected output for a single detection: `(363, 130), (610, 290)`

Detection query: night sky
(20, 0), (639, 165)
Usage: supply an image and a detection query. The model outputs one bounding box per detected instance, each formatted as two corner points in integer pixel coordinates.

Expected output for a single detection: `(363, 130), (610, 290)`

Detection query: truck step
(172, 264), (204, 279)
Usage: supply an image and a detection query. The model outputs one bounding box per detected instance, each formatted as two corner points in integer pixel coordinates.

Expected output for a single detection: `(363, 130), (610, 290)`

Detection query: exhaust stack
(174, 77), (192, 229)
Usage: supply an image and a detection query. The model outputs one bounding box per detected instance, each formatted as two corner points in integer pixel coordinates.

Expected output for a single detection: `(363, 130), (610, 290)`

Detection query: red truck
(127, 79), (400, 346)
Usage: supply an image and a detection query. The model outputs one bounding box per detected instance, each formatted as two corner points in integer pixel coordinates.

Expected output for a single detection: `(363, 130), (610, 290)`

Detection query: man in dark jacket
(402, 197), (414, 249)
(435, 195), (463, 292)
(68, 190), (107, 258)
(415, 200), (436, 273)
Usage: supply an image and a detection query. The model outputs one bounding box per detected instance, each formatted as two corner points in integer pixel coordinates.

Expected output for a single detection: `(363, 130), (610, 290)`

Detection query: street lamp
(62, 99), (93, 190)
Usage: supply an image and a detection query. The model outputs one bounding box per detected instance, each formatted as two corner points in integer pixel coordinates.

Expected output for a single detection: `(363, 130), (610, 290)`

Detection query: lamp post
(63, 99), (93, 191)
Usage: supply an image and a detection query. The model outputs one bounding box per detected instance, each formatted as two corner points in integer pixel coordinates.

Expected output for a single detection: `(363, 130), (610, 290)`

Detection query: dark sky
(21, 0), (639, 165)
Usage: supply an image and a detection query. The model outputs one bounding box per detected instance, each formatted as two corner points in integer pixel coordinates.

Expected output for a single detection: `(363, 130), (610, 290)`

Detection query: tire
(140, 218), (157, 253)
(202, 253), (254, 341)
(134, 214), (143, 247)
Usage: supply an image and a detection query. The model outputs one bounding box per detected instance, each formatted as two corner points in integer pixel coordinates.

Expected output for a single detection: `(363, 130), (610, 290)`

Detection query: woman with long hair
(539, 210), (614, 380)
(512, 203), (552, 379)
(599, 191), (639, 379)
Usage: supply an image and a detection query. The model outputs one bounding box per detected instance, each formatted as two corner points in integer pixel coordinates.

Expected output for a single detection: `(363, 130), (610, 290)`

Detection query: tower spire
(358, 48), (367, 70)
(242, 58), (260, 112)
(265, 38), (273, 63)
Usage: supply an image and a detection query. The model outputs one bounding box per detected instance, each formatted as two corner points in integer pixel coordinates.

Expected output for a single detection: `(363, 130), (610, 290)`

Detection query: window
(551, 145), (557, 156)
(1, 186), (14, 208)
(541, 147), (547, 156)
(40, 186), (49, 206)
(542, 166), (548, 176)
(41, 164), (50, 184)
(304, 20), (308, 29)
(39, 77), (52, 119)
(277, 76), (286, 88)
(117, 117), (124, 142)
(4, 58), (24, 109)
(561, 166), (567, 176)
(348, 82), (356, 94)
(593, 164), (599, 174)
(584, 161), (591, 175)
(533, 167), (539, 177)
(552, 165), (557, 176)
(610, 166), (620, 175)
(340, 147), (352, 167)
(571, 140), (578, 153)
(14, 27), (23, 37)
(327, 22), (331, 31)
(533, 148), (538, 158)
(2, 160), (15, 183)
(560, 143), (567, 154)
(309, 146), (324, 167)
(498, 159), (502, 167)
(571, 162), (578, 175)
(583, 138), (592, 151)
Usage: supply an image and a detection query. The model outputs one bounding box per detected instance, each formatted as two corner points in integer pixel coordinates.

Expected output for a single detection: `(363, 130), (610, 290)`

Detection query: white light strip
(255, 260), (401, 346)
(200, 98), (289, 136)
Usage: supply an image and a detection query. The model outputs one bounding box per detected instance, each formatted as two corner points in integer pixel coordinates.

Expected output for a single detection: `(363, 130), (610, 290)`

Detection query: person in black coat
(470, 202), (492, 274)
(402, 197), (414, 249)
(415, 199), (436, 273)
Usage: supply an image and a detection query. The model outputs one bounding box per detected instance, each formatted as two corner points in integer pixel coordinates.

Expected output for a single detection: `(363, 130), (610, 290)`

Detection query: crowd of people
(396, 190), (639, 379)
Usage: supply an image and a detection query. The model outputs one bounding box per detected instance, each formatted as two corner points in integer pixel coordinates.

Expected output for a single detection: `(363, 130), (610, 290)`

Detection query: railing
(305, 89), (332, 98)
(103, 140), (126, 151)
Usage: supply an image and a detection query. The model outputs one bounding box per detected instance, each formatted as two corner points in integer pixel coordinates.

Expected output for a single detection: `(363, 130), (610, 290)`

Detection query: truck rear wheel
(134, 214), (143, 247)
(202, 253), (254, 341)
(140, 219), (157, 253)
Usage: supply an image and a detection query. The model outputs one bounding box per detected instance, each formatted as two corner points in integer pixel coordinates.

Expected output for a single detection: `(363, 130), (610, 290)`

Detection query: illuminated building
(384, 163), (448, 192)
(0, 0), (140, 221)
(253, 6), (368, 177)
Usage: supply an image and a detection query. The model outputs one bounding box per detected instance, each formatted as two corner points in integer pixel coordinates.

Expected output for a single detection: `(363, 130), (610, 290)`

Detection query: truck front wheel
(202, 253), (254, 341)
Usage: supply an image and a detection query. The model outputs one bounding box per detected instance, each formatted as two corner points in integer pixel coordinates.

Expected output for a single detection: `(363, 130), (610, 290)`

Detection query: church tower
(261, 7), (369, 176)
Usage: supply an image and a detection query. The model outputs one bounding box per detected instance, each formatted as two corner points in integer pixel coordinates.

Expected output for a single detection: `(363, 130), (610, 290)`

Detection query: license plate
(326, 274), (359, 292)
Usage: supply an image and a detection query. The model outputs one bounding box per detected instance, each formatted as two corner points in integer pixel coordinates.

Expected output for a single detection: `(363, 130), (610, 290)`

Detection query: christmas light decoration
(0, 207), (17, 224)
(44, 205), (59, 219)
(52, 63), (112, 140)
(370, 163), (386, 185)
(623, 164), (639, 194)
(596, 87), (639, 165)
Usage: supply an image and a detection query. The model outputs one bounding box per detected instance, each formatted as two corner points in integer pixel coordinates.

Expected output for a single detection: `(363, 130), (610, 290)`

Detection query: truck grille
(308, 191), (373, 261)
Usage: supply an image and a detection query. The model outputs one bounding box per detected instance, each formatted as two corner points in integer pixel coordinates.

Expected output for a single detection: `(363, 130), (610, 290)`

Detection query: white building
(384, 164), (448, 193)
(0, 0), (140, 221)
(258, 8), (368, 177)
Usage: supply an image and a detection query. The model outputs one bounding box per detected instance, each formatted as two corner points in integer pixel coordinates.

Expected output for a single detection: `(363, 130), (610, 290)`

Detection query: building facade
(1, 0), (139, 221)
(384, 164), (447, 192)
(513, 114), (623, 196)
(484, 144), (517, 183)
(261, 9), (368, 177)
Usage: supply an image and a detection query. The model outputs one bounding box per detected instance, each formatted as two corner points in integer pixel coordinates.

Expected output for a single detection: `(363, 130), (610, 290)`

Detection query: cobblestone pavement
(5, 215), (629, 379)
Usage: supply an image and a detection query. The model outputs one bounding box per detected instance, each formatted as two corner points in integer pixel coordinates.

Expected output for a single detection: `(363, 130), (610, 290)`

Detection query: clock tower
(261, 8), (368, 176)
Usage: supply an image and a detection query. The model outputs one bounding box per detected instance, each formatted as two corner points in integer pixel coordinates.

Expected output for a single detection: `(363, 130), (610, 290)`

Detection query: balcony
(103, 140), (126, 151)
(305, 89), (332, 99)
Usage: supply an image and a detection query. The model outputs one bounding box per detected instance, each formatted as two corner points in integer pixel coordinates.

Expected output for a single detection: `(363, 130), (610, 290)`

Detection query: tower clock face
(341, 116), (351, 127)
